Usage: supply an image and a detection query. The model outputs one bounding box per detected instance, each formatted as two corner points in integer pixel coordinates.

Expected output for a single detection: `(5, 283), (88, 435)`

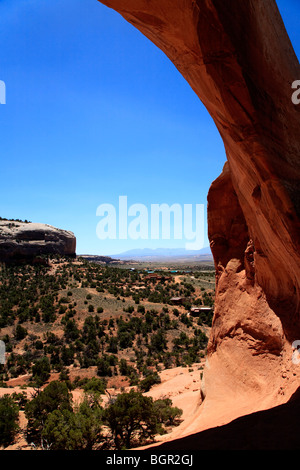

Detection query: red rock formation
(98, 0), (300, 442)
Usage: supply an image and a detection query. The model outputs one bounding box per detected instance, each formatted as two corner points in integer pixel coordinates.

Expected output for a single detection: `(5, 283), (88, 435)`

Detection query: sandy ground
(143, 363), (204, 445)
(145, 365), (203, 415)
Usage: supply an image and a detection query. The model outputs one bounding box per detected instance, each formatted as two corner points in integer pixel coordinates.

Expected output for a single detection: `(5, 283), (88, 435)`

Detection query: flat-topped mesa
(98, 0), (300, 439)
(0, 221), (76, 264)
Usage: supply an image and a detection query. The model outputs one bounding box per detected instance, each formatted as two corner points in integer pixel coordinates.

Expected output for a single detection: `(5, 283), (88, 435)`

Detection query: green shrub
(25, 380), (72, 444)
(15, 324), (28, 340)
(0, 395), (19, 447)
(41, 400), (103, 450)
(139, 372), (161, 392)
(103, 390), (157, 449)
(31, 356), (51, 387)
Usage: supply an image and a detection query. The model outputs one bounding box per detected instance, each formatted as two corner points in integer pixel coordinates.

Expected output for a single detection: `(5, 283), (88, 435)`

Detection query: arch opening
(97, 0), (300, 438)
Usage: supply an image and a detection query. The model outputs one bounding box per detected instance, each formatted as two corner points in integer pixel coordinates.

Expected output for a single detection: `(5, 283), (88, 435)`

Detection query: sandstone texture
(98, 0), (300, 445)
(0, 221), (76, 263)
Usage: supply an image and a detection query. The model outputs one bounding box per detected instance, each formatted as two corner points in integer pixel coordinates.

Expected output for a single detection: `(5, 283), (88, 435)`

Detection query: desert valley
(0, 219), (215, 450)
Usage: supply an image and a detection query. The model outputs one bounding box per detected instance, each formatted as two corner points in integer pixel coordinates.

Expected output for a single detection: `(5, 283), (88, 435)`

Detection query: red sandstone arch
(98, 0), (300, 442)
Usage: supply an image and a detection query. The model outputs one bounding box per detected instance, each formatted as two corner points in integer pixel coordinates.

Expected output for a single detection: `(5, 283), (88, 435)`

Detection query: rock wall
(98, 0), (300, 434)
(0, 221), (76, 263)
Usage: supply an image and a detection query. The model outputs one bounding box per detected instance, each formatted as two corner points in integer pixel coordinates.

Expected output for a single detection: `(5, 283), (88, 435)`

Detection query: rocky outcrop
(98, 0), (300, 442)
(0, 221), (76, 263)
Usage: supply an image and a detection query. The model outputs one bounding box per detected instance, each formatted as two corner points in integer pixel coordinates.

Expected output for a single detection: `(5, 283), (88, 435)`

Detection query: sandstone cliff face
(0, 221), (76, 263)
(98, 0), (300, 436)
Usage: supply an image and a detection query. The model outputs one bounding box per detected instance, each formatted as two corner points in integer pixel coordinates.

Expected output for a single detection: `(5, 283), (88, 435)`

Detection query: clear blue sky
(0, 0), (299, 255)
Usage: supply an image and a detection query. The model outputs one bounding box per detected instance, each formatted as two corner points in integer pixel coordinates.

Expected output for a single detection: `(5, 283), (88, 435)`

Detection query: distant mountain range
(109, 246), (213, 261)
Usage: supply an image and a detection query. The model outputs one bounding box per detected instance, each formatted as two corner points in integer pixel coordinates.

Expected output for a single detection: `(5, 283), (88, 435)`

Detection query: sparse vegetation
(0, 256), (215, 449)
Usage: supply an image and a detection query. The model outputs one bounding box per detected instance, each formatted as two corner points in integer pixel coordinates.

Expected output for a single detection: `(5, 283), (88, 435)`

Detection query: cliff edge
(0, 220), (76, 263)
